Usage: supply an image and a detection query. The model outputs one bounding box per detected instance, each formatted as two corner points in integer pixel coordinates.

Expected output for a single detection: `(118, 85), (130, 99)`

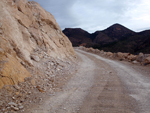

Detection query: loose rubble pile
(78, 46), (150, 65)
(0, 53), (77, 112)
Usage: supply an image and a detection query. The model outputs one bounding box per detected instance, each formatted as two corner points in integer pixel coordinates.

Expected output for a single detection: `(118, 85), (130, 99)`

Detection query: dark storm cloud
(33, 0), (150, 33)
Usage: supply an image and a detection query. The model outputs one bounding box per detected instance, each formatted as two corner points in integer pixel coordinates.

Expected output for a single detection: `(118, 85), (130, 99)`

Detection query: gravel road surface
(27, 49), (150, 113)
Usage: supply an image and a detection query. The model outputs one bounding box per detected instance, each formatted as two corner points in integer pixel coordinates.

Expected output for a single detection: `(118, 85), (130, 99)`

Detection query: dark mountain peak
(63, 24), (150, 54)
(102, 23), (136, 40)
(103, 23), (135, 32)
(110, 23), (124, 27)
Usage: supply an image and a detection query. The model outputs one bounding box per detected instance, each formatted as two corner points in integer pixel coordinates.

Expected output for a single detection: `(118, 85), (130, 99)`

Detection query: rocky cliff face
(0, 0), (75, 89)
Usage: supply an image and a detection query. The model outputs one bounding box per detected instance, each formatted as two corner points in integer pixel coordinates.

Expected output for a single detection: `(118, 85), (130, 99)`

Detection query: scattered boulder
(117, 52), (124, 59)
(86, 47), (95, 53)
(106, 52), (113, 57)
(100, 50), (104, 54)
(123, 53), (130, 59)
(78, 47), (150, 66)
(8, 102), (18, 107)
(144, 56), (150, 64)
(36, 86), (45, 93)
(13, 84), (20, 90)
(136, 53), (144, 62)
(12, 106), (19, 111)
(95, 49), (100, 54)
(19, 105), (24, 110)
(127, 54), (137, 61)
(132, 60), (139, 64)
(31, 54), (40, 62)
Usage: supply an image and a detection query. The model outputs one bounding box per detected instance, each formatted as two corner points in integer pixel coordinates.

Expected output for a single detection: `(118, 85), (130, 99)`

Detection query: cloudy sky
(33, 0), (150, 33)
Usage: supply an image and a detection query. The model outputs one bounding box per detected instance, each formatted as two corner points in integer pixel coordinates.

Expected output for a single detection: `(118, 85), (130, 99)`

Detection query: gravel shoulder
(26, 49), (150, 113)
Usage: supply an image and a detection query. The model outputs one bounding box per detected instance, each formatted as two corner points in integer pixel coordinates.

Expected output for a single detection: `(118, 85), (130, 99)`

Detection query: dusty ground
(24, 49), (150, 113)
(2, 49), (149, 113)
(0, 56), (77, 113)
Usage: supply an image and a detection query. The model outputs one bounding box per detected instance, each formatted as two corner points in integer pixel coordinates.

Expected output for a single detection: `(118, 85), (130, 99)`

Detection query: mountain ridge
(63, 23), (150, 54)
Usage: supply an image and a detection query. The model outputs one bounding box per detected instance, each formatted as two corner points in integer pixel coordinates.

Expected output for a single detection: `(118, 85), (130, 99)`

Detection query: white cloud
(33, 0), (150, 33)
(122, 0), (150, 31)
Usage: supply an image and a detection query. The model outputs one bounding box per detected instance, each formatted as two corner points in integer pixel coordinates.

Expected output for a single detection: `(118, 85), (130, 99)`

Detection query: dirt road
(27, 49), (150, 113)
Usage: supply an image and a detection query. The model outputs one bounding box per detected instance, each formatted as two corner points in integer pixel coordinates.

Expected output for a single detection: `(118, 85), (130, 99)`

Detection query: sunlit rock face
(0, 0), (75, 89)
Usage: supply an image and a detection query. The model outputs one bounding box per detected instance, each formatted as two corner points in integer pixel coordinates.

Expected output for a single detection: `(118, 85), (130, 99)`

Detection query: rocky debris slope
(78, 46), (150, 66)
(0, 0), (76, 112)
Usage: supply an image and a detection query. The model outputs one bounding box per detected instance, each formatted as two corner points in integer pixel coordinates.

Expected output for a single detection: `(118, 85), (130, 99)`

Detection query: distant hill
(63, 23), (150, 54)
(101, 30), (150, 54)
(101, 24), (136, 40)
(63, 28), (93, 47)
